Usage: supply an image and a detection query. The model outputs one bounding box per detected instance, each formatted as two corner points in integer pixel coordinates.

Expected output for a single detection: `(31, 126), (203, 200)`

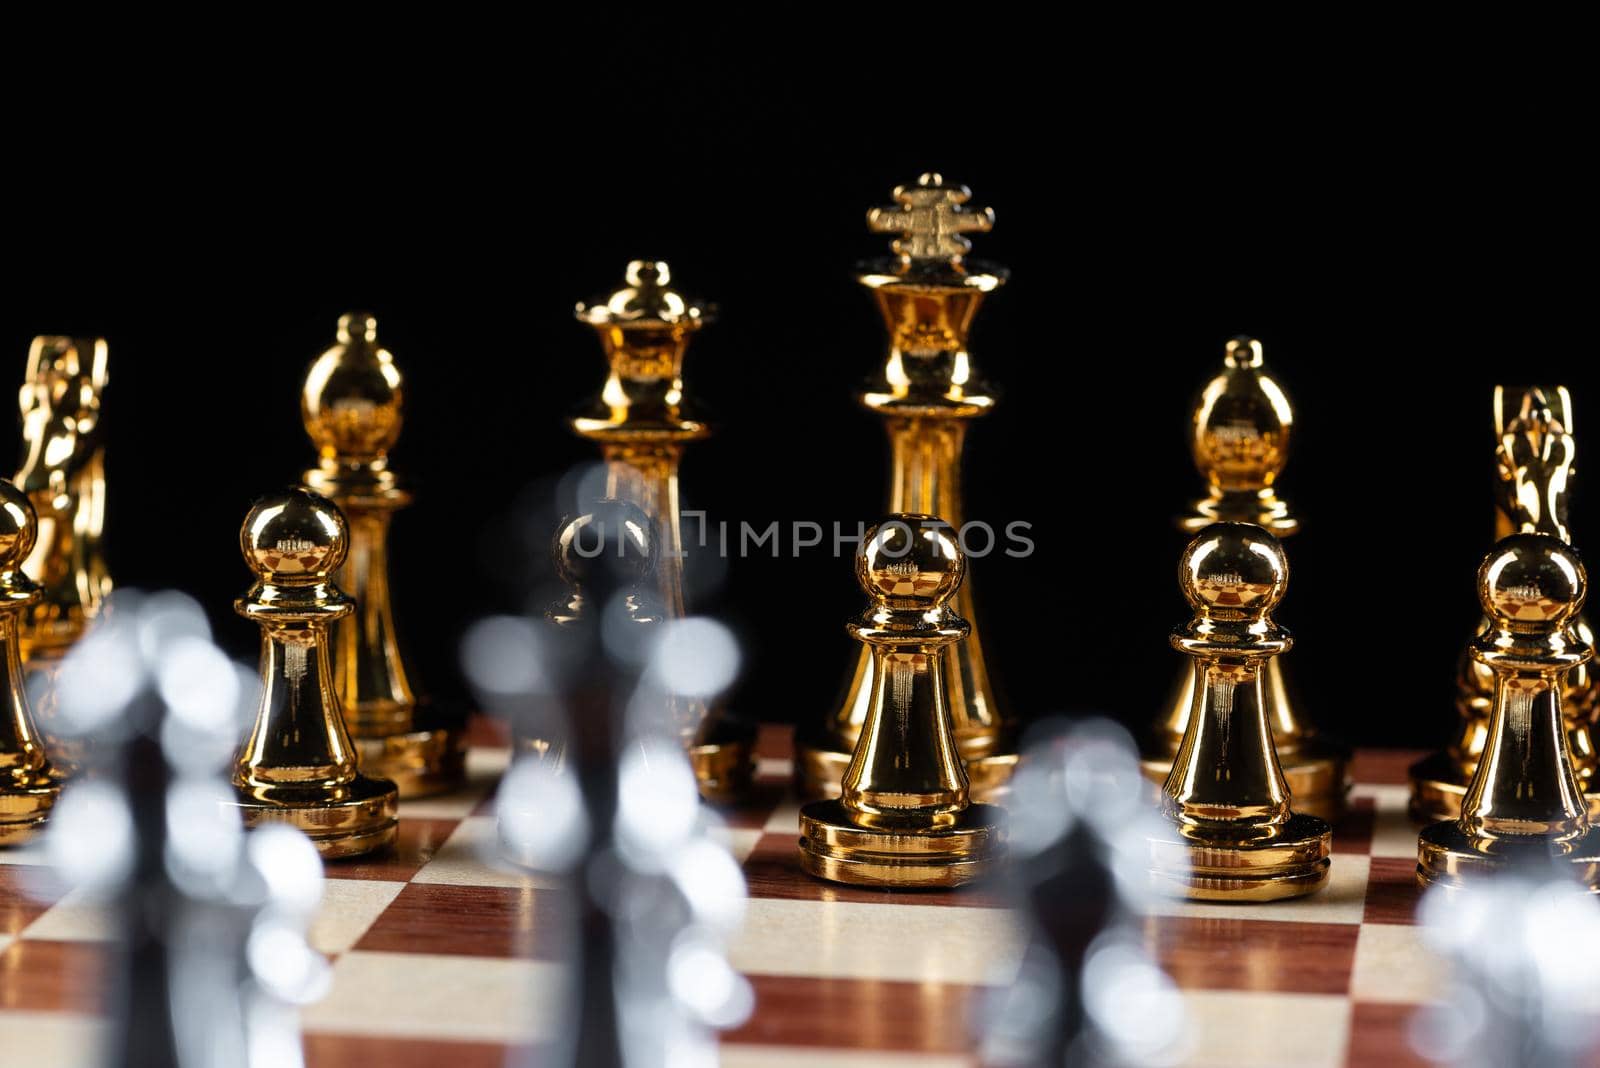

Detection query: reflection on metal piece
(1417, 533), (1600, 891)
(799, 516), (1004, 888)
(799, 175), (1018, 805)
(1412, 386), (1600, 823)
(1148, 523), (1332, 901)
(14, 336), (111, 776)
(572, 262), (755, 800)
(301, 313), (465, 797)
(1144, 337), (1348, 821)
(229, 488), (398, 859)
(0, 479), (58, 844)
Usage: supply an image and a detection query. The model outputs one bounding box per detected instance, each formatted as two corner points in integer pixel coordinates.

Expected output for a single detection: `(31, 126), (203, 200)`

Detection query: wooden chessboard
(0, 725), (1455, 1068)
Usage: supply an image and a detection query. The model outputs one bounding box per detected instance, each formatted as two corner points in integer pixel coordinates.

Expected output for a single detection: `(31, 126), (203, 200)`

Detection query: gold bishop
(301, 313), (465, 796)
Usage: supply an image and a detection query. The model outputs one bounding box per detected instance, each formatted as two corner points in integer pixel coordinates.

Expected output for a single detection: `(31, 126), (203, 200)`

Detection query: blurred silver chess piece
(44, 590), (329, 1068)
(1414, 875), (1600, 1068)
(465, 500), (751, 1068)
(982, 719), (1189, 1068)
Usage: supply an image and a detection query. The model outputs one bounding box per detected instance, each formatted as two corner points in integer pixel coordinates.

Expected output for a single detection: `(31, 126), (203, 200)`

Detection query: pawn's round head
(856, 515), (966, 608)
(0, 479), (38, 571)
(1477, 533), (1586, 627)
(1179, 522), (1288, 618)
(241, 488), (348, 582)
(553, 499), (657, 594)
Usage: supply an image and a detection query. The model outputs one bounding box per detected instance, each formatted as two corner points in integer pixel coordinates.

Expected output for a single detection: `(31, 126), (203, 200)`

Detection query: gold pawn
(230, 488), (398, 859)
(1417, 533), (1600, 890)
(13, 336), (111, 777)
(1410, 386), (1599, 822)
(1148, 522), (1332, 901)
(1142, 337), (1349, 821)
(301, 313), (465, 797)
(571, 261), (755, 801)
(797, 173), (1018, 804)
(798, 515), (1004, 888)
(0, 479), (59, 845)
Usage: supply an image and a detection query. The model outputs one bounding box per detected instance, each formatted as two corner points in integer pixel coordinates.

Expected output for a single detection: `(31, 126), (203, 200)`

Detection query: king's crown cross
(867, 173), (994, 264)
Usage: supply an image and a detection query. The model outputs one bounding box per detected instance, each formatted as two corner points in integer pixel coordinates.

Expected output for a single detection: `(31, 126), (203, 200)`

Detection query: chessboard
(0, 722), (1450, 1068)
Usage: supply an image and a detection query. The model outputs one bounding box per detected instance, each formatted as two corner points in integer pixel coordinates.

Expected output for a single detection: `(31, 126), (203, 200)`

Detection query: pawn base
(231, 775), (399, 860)
(1148, 812), (1332, 901)
(1408, 750), (1600, 824)
(691, 715), (758, 803)
(353, 726), (466, 799)
(796, 737), (1018, 805)
(797, 798), (1004, 888)
(1416, 819), (1600, 892)
(0, 777), (61, 846)
(1142, 743), (1350, 823)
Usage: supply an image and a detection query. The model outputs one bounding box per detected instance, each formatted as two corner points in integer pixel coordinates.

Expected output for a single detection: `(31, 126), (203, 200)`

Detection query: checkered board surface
(0, 728), (1475, 1068)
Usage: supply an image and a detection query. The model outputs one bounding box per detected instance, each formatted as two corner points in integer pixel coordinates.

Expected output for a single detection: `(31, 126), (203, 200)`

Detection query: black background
(6, 27), (1592, 750)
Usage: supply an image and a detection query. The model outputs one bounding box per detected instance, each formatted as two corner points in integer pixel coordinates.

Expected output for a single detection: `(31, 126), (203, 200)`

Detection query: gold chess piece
(1411, 386), (1599, 822)
(572, 261), (755, 801)
(231, 488), (398, 859)
(13, 336), (111, 776)
(1417, 533), (1600, 891)
(1142, 337), (1348, 821)
(0, 479), (60, 845)
(1148, 522), (1332, 901)
(301, 313), (465, 798)
(797, 174), (1018, 803)
(798, 515), (1004, 887)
